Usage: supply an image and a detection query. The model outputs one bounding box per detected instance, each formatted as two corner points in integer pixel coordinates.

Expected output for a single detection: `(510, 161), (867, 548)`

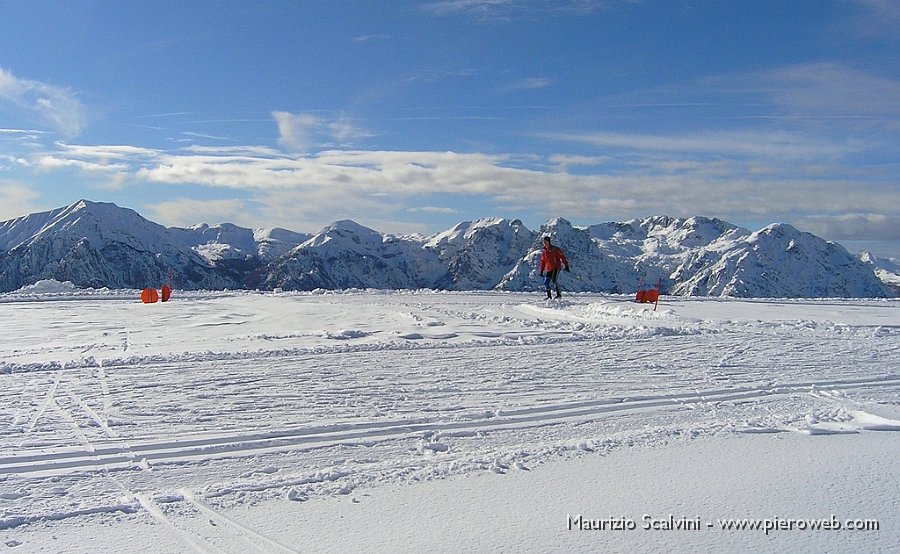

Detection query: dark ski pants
(544, 268), (561, 295)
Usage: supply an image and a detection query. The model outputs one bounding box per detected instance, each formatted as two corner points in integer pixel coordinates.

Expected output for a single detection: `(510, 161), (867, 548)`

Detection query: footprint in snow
(421, 442), (449, 453)
(287, 489), (308, 502)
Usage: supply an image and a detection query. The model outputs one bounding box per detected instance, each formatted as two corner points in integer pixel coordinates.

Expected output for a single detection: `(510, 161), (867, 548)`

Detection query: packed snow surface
(0, 288), (897, 552)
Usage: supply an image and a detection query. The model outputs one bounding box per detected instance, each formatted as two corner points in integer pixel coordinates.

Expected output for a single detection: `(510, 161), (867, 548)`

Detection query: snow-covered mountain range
(0, 200), (893, 297)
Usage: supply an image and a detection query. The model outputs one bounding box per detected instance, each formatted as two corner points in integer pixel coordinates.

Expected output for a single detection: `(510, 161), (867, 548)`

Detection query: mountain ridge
(0, 200), (893, 298)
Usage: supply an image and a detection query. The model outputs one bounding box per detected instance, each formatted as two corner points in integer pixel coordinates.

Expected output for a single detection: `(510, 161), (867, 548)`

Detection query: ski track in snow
(0, 290), (898, 548)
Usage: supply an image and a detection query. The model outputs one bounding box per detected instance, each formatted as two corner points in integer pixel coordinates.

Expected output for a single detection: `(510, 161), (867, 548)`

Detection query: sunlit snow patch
(14, 279), (78, 294)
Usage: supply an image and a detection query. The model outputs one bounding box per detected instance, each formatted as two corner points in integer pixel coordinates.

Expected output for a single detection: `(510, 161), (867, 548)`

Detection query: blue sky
(1, 0), (898, 256)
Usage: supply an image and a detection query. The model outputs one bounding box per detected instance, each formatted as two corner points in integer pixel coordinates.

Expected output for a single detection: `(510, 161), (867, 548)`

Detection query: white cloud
(33, 143), (159, 174)
(181, 145), (283, 157)
(404, 69), (479, 85)
(98, 172), (129, 191)
(501, 77), (553, 93)
(549, 154), (611, 169)
(850, 0), (900, 40)
(271, 112), (372, 151)
(547, 129), (857, 160)
(127, 146), (895, 235)
(759, 63), (900, 119)
(180, 131), (231, 142)
(273, 111), (320, 153)
(0, 68), (87, 137)
(56, 143), (161, 160)
(327, 116), (374, 144)
(604, 63), (900, 141)
(258, 188), (394, 228)
(692, 62), (900, 134)
(15, 134), (898, 244)
(0, 127), (49, 136)
(422, 0), (513, 17)
(0, 182), (42, 221)
(35, 155), (128, 173)
(145, 198), (247, 227)
(352, 34), (391, 43)
(422, 0), (605, 20)
(794, 213), (900, 243)
(407, 206), (459, 214)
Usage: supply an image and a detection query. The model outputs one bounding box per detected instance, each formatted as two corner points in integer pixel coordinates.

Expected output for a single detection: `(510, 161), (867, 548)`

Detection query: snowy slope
(169, 223), (310, 262)
(254, 227), (313, 260)
(0, 288), (897, 552)
(588, 216), (751, 285)
(260, 220), (440, 290)
(0, 200), (172, 252)
(425, 218), (535, 289)
(861, 251), (900, 294)
(0, 200), (235, 292)
(671, 223), (888, 297)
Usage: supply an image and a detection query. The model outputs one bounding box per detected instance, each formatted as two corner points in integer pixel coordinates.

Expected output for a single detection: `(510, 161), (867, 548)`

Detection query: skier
(539, 236), (570, 299)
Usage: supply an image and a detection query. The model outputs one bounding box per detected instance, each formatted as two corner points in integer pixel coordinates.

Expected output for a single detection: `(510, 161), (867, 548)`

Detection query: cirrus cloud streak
(0, 68), (87, 137)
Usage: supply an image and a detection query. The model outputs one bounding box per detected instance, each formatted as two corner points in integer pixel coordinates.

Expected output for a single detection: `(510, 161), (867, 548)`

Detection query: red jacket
(540, 245), (569, 273)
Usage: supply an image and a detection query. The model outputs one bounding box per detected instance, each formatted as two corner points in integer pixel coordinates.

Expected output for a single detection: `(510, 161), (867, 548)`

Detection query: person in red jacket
(539, 236), (570, 299)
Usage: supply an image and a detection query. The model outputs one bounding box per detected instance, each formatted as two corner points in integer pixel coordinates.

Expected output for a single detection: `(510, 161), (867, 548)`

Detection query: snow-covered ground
(1, 284), (898, 552)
